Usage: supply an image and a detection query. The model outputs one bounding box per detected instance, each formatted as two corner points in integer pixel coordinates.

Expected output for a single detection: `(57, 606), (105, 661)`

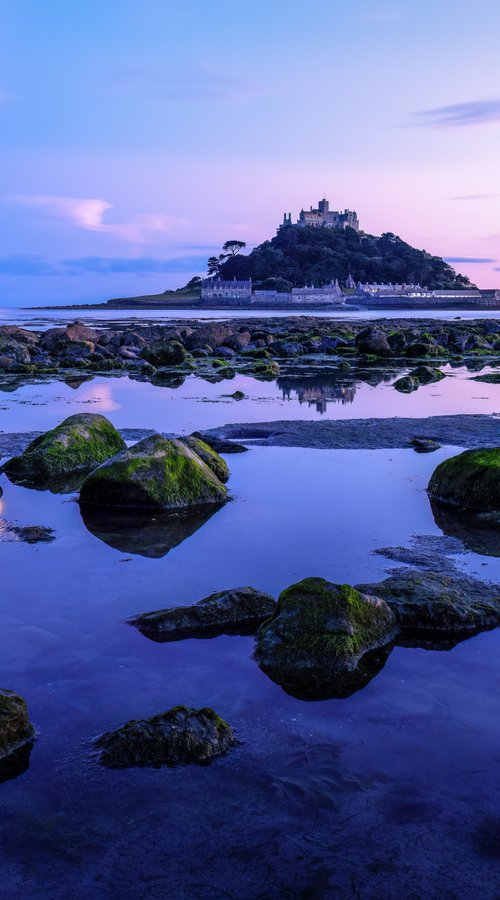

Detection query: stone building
(201, 277), (252, 305)
(280, 198), (359, 232)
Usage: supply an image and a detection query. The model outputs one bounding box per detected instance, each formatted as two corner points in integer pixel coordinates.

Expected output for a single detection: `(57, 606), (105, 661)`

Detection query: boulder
(0, 690), (35, 760)
(428, 448), (500, 524)
(250, 360), (280, 380)
(357, 570), (500, 640)
(393, 375), (419, 393)
(186, 323), (232, 351)
(411, 437), (441, 453)
(95, 706), (236, 768)
(141, 340), (186, 366)
(181, 436), (230, 483)
(79, 434), (229, 510)
(65, 321), (99, 343)
(130, 586), (276, 641)
(0, 337), (32, 369)
(0, 325), (39, 346)
(224, 330), (251, 351)
(355, 327), (392, 357)
(409, 365), (445, 385)
(2, 413), (126, 482)
(254, 577), (397, 699)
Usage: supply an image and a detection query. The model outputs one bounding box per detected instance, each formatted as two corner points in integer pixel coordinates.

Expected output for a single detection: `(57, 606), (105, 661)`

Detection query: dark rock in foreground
(130, 586), (276, 642)
(428, 448), (500, 526)
(254, 578), (397, 700)
(1, 413), (126, 483)
(357, 569), (500, 639)
(95, 706), (236, 768)
(79, 434), (229, 510)
(0, 690), (35, 761)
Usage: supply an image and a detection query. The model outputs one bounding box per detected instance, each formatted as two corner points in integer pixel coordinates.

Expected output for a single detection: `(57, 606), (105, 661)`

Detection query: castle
(280, 198), (359, 232)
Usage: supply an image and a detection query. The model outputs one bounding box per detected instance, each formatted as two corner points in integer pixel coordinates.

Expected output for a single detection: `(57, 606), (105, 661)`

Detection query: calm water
(0, 310), (500, 897)
(1, 305), (500, 331)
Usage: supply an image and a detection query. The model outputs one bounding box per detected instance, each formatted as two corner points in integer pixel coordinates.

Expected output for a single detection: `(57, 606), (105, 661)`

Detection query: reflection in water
(64, 376), (95, 391)
(0, 742), (33, 785)
(80, 504), (221, 558)
(431, 499), (500, 557)
(4, 470), (87, 495)
(257, 643), (393, 701)
(278, 376), (357, 413)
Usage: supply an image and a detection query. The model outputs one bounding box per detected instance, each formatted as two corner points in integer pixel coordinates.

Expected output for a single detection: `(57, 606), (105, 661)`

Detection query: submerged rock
(95, 706), (236, 768)
(0, 521), (55, 543)
(130, 586), (276, 641)
(357, 569), (500, 639)
(1, 413), (126, 483)
(0, 690), (35, 761)
(79, 434), (229, 510)
(428, 448), (500, 525)
(254, 578), (397, 700)
(409, 364), (445, 385)
(180, 435), (230, 483)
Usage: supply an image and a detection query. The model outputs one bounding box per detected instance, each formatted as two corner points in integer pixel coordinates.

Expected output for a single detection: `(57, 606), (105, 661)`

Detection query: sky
(0, 0), (499, 307)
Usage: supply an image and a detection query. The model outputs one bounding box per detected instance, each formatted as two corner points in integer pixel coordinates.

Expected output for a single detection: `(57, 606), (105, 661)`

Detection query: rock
(230, 390), (245, 400)
(411, 437), (441, 453)
(393, 375), (419, 393)
(472, 373), (500, 384)
(2, 414), (126, 483)
(213, 346), (236, 359)
(79, 434), (229, 510)
(224, 330), (251, 351)
(387, 331), (407, 353)
(0, 521), (55, 543)
(186, 323), (232, 351)
(181, 436), (230, 483)
(0, 690), (35, 760)
(65, 321), (99, 343)
(254, 578), (398, 700)
(409, 365), (445, 385)
(40, 327), (67, 351)
(428, 448), (500, 524)
(406, 340), (439, 358)
(95, 706), (236, 768)
(250, 361), (280, 380)
(0, 337), (32, 369)
(357, 570), (500, 640)
(141, 340), (187, 366)
(191, 432), (248, 454)
(130, 586), (276, 641)
(355, 327), (392, 357)
(0, 325), (39, 346)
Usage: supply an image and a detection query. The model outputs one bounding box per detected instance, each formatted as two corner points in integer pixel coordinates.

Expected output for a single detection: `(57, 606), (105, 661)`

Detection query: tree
(222, 240), (246, 258)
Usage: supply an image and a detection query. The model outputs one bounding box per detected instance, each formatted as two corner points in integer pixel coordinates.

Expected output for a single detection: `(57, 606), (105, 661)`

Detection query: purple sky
(1, 0), (499, 305)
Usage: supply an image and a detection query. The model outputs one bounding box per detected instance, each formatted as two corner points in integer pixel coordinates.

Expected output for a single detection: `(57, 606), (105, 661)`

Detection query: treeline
(217, 226), (474, 290)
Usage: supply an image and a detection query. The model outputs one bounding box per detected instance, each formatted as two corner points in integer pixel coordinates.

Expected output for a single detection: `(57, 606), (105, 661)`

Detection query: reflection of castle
(278, 377), (357, 414)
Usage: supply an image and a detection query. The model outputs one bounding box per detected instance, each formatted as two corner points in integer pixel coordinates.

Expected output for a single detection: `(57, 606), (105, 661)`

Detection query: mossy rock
(254, 577), (397, 699)
(1, 413), (126, 483)
(181, 436), (230, 483)
(79, 434), (229, 510)
(0, 690), (35, 760)
(409, 365), (445, 385)
(95, 705), (236, 768)
(250, 360), (280, 380)
(472, 373), (500, 384)
(428, 448), (500, 524)
(393, 375), (419, 393)
(141, 340), (186, 366)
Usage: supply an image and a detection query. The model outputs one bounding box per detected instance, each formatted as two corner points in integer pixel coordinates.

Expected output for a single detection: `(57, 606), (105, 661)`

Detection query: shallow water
(1, 364), (499, 435)
(1, 318), (500, 896)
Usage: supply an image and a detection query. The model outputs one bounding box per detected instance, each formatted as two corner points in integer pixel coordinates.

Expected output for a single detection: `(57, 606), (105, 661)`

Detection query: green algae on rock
(393, 375), (419, 393)
(95, 705), (236, 768)
(0, 689), (35, 760)
(130, 586), (276, 642)
(254, 577), (397, 700)
(79, 434), (229, 510)
(428, 447), (500, 524)
(1, 413), (126, 483)
(180, 435), (230, 484)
